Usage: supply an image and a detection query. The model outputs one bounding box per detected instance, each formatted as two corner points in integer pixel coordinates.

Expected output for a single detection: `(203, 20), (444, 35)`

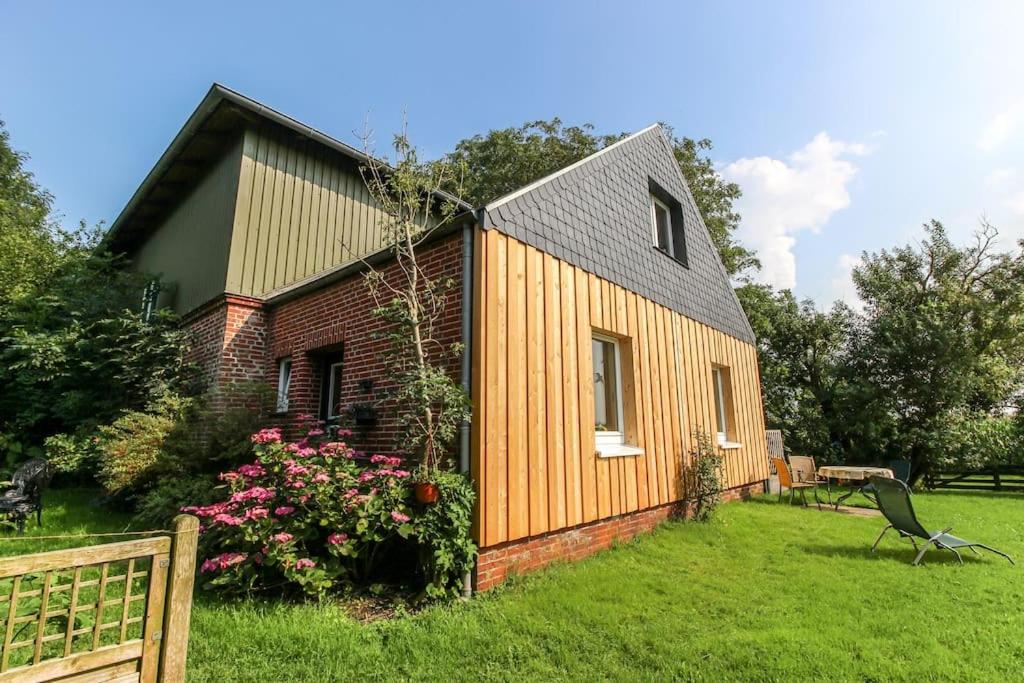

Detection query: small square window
(276, 358), (292, 413)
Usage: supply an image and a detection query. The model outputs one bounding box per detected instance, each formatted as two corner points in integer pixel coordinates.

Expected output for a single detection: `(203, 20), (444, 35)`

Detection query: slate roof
(483, 125), (755, 343)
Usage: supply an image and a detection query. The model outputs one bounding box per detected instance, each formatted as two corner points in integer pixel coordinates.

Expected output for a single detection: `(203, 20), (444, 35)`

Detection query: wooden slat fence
(925, 465), (1024, 492)
(0, 515), (197, 683)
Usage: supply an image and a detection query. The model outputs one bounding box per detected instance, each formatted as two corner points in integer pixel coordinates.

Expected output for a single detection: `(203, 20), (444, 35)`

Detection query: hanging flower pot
(414, 481), (440, 504)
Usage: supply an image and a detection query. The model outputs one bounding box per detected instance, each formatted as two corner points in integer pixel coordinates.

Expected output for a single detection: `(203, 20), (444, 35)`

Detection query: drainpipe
(458, 213), (477, 599)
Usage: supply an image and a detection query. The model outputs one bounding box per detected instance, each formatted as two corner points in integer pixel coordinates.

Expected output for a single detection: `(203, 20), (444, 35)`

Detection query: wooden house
(106, 84), (770, 589)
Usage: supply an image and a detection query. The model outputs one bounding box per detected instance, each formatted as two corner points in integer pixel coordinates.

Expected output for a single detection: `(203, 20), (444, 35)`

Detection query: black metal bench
(0, 458), (52, 534)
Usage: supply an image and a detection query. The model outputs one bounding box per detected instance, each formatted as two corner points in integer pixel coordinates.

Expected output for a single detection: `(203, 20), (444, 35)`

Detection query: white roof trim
(484, 123), (661, 212)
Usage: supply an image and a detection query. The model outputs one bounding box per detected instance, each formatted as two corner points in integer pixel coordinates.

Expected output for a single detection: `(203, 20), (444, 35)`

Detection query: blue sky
(3, 1), (1023, 305)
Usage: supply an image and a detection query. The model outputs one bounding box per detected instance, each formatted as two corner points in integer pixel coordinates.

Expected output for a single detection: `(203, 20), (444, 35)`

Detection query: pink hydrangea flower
(358, 471), (376, 483)
(390, 511), (411, 524)
(237, 463), (265, 478)
(283, 442), (300, 454)
(251, 427), (282, 444)
(312, 472), (331, 484)
(271, 532), (293, 543)
(290, 480), (306, 489)
(230, 487), (275, 504)
(245, 507), (269, 521)
(294, 558), (316, 571)
(297, 447), (317, 458)
(275, 506), (295, 516)
(200, 552), (247, 572)
(370, 454), (403, 467)
(219, 471), (239, 482)
(306, 429), (325, 437)
(213, 513), (244, 526)
(327, 532), (348, 545)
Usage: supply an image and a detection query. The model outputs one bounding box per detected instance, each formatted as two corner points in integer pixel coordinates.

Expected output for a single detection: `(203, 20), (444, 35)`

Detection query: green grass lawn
(3, 489), (1023, 681)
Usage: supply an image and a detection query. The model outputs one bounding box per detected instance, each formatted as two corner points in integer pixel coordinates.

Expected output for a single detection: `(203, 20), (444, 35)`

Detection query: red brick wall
(183, 294), (268, 410)
(265, 233), (464, 453)
(475, 480), (766, 591)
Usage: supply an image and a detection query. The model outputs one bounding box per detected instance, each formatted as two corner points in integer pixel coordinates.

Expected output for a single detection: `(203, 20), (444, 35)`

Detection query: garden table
(817, 466), (894, 511)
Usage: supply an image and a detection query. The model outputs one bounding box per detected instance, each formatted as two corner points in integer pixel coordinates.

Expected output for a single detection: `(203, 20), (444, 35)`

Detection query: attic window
(648, 180), (688, 266)
(651, 196), (673, 253)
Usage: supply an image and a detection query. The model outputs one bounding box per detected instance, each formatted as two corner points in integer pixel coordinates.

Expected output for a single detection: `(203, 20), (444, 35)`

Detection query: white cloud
(722, 132), (870, 290)
(978, 101), (1024, 152)
(985, 167), (1018, 187)
(830, 253), (864, 312)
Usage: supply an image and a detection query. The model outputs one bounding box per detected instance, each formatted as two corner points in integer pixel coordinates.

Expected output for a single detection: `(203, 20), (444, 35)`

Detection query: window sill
(718, 441), (742, 450)
(596, 445), (645, 458)
(652, 246), (689, 269)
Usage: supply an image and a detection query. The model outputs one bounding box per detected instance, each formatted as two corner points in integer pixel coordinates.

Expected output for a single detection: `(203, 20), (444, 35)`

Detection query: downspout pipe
(458, 212), (478, 599)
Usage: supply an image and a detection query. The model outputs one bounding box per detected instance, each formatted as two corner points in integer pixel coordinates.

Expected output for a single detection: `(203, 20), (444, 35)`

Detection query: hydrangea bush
(186, 417), (475, 600)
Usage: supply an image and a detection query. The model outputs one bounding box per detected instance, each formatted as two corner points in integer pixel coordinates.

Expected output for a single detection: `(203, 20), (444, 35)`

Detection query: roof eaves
(104, 83), (471, 250)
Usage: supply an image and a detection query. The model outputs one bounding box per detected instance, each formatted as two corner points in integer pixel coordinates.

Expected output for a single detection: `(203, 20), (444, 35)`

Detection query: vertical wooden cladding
(227, 127), (390, 298)
(473, 231), (770, 547)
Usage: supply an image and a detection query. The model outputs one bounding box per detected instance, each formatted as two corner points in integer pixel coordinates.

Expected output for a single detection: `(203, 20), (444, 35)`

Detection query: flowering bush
(186, 418), (475, 600)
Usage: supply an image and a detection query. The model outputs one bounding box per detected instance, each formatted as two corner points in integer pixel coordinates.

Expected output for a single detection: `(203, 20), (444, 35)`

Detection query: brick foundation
(475, 480), (766, 590)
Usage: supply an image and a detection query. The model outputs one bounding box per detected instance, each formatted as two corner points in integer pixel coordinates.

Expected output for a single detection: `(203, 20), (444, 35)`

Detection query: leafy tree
(736, 284), (857, 461)
(0, 117), (194, 465)
(446, 118), (758, 278)
(848, 220), (1024, 478)
(358, 125), (471, 478)
(0, 119), (68, 308)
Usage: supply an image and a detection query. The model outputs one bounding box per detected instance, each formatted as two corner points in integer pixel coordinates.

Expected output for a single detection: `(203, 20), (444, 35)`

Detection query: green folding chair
(869, 475), (1014, 566)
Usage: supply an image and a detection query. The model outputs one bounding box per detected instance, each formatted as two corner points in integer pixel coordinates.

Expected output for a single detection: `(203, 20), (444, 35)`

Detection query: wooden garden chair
(771, 456), (821, 509)
(788, 455), (832, 507)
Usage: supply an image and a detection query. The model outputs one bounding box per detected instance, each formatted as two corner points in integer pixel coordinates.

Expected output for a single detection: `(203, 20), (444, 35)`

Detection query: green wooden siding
(130, 138), (242, 313)
(226, 127), (389, 297)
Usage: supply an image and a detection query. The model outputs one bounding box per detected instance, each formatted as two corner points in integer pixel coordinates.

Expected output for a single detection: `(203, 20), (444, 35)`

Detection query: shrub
(689, 430), (724, 522)
(187, 421), (476, 600)
(134, 474), (221, 529)
(941, 413), (1023, 470)
(44, 430), (102, 483)
(95, 393), (192, 495)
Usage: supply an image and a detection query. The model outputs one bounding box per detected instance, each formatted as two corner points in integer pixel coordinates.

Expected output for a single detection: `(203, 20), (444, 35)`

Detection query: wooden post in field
(160, 514), (199, 682)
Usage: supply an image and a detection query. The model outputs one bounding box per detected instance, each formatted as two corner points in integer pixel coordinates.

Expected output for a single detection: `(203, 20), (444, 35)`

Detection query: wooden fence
(925, 465), (1024, 492)
(0, 515), (198, 683)
(765, 430), (784, 475)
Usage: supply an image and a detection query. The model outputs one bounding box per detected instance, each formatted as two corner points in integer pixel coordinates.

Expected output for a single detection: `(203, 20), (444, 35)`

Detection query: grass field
(3, 488), (1022, 681)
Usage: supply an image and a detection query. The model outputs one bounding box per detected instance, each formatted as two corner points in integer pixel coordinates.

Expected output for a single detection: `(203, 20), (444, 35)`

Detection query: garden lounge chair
(869, 475), (1014, 566)
(772, 457), (821, 509)
(0, 458), (52, 534)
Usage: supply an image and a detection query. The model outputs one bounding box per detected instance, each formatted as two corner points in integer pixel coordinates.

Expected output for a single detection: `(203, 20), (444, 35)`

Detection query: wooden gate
(0, 515), (198, 683)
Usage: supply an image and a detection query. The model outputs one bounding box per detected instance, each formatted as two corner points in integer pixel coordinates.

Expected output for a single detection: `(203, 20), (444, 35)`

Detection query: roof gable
(482, 125), (754, 343)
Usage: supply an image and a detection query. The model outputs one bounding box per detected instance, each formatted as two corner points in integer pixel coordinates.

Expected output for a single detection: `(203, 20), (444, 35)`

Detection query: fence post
(160, 514), (199, 682)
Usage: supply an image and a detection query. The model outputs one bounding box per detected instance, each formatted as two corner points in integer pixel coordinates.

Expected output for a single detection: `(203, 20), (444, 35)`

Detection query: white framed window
(325, 360), (344, 420)
(593, 334), (626, 449)
(712, 366), (740, 448)
(141, 280), (159, 321)
(651, 194), (673, 253)
(276, 357), (292, 413)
